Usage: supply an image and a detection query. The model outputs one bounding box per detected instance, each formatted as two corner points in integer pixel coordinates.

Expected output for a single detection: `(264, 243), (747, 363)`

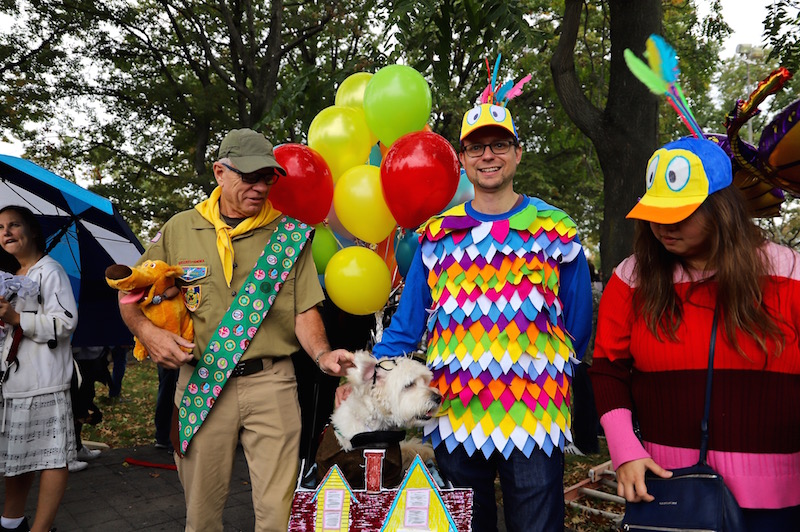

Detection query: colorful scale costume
(419, 199), (582, 459)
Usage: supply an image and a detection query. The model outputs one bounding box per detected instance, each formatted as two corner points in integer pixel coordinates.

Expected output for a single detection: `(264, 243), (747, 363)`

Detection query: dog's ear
(166, 265), (184, 278)
(350, 350), (377, 385)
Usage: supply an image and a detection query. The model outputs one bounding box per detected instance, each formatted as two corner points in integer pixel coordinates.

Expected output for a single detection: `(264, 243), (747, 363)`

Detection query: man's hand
(317, 349), (354, 377)
(119, 297), (194, 369)
(616, 457), (673, 503)
(334, 382), (352, 408)
(136, 320), (195, 369)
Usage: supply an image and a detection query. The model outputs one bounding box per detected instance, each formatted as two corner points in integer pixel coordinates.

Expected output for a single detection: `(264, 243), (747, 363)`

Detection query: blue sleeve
(372, 246), (432, 359)
(561, 243), (593, 361)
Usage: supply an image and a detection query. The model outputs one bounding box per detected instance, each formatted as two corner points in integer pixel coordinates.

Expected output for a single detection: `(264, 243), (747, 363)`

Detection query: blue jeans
(155, 366), (178, 445)
(434, 444), (564, 532)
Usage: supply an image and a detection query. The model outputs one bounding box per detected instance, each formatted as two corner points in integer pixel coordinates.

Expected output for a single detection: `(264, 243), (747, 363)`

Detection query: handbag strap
(698, 305), (720, 465)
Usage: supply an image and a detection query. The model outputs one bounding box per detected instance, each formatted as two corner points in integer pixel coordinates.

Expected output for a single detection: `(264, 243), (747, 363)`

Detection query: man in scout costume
(119, 129), (354, 532)
(370, 70), (593, 530)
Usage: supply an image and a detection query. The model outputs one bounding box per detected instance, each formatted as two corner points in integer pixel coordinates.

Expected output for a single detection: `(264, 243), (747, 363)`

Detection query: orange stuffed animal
(105, 260), (193, 361)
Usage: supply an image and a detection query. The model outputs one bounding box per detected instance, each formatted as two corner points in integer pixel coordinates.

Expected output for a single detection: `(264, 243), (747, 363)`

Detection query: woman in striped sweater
(590, 137), (800, 531)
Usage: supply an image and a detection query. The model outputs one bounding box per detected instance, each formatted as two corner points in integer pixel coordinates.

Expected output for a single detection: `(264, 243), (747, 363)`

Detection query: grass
(82, 357), (161, 448)
(82, 356), (622, 530)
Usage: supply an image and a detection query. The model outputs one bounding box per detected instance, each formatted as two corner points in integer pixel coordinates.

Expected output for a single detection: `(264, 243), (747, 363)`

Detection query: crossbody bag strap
(698, 305), (720, 465)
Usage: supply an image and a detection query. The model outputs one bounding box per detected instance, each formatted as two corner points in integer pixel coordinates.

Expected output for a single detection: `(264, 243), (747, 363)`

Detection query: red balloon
(381, 131), (460, 229)
(271, 144), (334, 225)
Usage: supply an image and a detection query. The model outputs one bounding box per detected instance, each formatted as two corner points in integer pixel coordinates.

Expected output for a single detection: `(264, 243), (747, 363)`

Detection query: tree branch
(550, 0), (604, 140)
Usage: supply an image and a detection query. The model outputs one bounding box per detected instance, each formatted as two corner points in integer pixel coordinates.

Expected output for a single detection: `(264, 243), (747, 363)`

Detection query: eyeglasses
(462, 140), (518, 158)
(221, 162), (279, 185)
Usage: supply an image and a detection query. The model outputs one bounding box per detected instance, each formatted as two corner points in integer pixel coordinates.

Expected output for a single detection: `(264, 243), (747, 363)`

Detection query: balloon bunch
(269, 65), (465, 315)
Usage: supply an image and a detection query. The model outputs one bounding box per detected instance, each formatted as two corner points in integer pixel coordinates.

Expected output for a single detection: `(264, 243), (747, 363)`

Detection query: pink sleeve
(599, 408), (651, 469)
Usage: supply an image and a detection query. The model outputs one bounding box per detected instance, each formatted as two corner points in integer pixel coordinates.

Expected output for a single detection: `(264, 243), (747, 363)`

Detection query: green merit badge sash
(178, 217), (312, 454)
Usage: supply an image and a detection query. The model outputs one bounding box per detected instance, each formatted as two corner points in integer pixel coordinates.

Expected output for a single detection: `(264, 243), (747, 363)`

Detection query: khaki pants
(174, 357), (301, 532)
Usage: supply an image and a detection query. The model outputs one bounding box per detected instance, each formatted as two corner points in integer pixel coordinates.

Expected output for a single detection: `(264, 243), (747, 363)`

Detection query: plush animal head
(105, 260), (184, 306)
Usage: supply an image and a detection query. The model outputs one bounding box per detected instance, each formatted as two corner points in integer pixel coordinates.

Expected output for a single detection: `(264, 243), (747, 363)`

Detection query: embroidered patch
(150, 231), (162, 243)
(182, 285), (201, 312)
(179, 266), (208, 282)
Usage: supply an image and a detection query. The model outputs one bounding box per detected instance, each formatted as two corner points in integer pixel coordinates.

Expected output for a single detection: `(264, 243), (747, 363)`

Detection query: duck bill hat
(218, 128), (287, 176)
(627, 137), (732, 224)
(460, 103), (518, 141)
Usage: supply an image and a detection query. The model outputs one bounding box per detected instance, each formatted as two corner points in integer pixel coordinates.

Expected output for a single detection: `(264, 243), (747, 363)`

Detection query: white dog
(314, 350), (442, 488)
(331, 350), (442, 452)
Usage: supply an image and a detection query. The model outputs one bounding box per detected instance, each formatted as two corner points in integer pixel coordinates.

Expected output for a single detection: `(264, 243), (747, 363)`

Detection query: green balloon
(363, 64), (432, 147)
(312, 225), (339, 274)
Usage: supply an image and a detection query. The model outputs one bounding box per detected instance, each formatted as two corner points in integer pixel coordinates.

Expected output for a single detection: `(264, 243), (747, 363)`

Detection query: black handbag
(621, 309), (746, 532)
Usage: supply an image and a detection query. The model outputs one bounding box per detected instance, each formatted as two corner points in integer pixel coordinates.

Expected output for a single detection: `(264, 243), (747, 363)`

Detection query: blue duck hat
(627, 137), (732, 224)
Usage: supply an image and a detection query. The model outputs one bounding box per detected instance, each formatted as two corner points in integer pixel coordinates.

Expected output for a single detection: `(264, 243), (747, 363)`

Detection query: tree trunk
(551, 0), (661, 282)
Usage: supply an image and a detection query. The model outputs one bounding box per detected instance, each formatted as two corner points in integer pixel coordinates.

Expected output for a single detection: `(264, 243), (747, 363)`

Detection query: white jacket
(1, 255), (78, 398)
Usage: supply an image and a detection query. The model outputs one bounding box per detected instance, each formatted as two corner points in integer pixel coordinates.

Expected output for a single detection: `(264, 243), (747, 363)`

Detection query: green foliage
(712, 52), (795, 142)
(765, 0), (800, 74)
(0, 0), (776, 270)
(7, 0), (385, 239)
(759, 196), (800, 250)
(384, 1), (605, 245)
(0, 1), (88, 139)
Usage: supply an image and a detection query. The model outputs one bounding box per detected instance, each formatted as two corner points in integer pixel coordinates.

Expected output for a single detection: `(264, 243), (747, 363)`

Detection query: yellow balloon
(334, 165), (397, 244)
(353, 107), (378, 146)
(308, 106), (372, 183)
(335, 73), (378, 146)
(335, 72), (373, 108)
(325, 247), (391, 315)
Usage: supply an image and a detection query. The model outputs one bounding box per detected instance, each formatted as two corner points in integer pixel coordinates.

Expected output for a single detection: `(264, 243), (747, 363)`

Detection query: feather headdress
(625, 34), (793, 218)
(461, 54), (531, 140)
(480, 54), (532, 107)
(624, 35), (704, 138)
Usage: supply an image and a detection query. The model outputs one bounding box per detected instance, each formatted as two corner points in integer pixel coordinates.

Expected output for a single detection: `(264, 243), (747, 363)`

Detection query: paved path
(0, 445), (254, 532)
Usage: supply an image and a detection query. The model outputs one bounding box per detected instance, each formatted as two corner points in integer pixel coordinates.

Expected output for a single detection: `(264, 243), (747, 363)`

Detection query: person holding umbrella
(0, 205), (79, 532)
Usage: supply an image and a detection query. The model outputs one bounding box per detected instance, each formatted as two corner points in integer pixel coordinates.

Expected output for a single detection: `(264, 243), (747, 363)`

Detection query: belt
(186, 357), (265, 378)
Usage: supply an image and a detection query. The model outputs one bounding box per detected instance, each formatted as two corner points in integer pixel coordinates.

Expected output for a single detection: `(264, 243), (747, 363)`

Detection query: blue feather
(649, 34), (679, 84)
(494, 79), (515, 102)
(491, 55), (501, 93)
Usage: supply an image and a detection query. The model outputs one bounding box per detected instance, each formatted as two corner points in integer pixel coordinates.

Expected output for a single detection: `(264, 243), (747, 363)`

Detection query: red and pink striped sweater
(590, 241), (800, 509)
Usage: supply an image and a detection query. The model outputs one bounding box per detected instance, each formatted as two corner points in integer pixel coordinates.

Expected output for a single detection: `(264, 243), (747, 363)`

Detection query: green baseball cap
(218, 128), (286, 175)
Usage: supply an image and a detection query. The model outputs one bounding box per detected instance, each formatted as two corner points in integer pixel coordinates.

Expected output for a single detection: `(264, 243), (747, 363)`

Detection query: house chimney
(363, 449), (386, 492)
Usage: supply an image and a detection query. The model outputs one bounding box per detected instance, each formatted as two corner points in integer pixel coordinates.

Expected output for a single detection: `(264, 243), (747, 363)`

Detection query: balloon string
(328, 231), (346, 251)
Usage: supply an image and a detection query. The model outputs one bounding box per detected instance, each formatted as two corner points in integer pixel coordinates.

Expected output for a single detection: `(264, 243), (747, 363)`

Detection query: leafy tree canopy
(0, 0), (795, 259)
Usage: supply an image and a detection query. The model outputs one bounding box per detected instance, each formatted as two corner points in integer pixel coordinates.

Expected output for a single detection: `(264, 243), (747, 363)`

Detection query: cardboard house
(288, 452), (472, 531)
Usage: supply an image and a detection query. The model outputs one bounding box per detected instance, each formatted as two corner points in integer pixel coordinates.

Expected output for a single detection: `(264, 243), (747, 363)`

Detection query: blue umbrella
(0, 155), (144, 347)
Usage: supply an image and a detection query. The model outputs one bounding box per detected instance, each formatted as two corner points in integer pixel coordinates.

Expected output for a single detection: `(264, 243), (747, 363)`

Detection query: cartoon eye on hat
(625, 34), (795, 221)
(627, 137), (731, 224)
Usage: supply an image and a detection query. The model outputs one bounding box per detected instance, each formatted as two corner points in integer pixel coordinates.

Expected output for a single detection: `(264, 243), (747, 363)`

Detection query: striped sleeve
(588, 264), (637, 417)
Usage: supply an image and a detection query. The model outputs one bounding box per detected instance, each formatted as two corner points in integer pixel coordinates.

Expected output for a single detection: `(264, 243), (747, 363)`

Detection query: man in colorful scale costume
(371, 64), (593, 531)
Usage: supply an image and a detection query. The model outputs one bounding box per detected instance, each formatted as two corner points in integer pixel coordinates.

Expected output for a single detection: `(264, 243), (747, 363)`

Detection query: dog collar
(148, 285), (181, 305)
(350, 429), (406, 448)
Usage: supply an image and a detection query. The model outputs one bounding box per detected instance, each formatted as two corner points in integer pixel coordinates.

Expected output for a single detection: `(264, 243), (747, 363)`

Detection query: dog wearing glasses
(315, 350), (442, 488)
